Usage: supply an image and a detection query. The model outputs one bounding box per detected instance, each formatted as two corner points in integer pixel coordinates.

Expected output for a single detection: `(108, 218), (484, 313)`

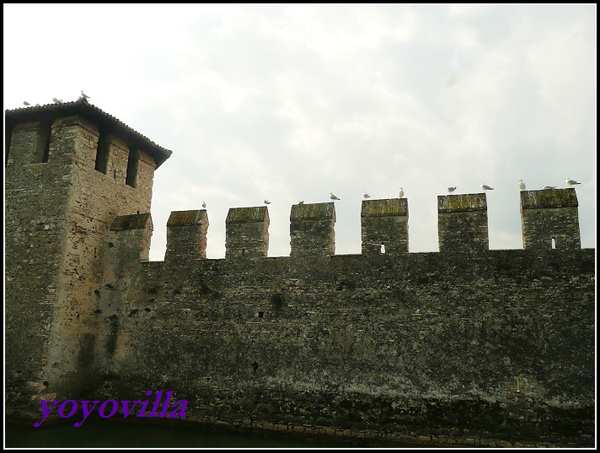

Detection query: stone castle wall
(5, 105), (595, 446)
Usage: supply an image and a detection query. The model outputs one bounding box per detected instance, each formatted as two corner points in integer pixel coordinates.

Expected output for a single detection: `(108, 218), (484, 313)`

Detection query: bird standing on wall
(519, 179), (526, 191)
(399, 187), (404, 198)
(447, 186), (456, 193)
(565, 177), (581, 186)
(52, 97), (63, 104)
(264, 200), (271, 205)
(541, 185), (557, 190)
(80, 90), (90, 101)
(23, 101), (30, 107)
(330, 193), (340, 201)
(481, 183), (494, 191)
(363, 191), (370, 199)
(202, 201), (207, 209)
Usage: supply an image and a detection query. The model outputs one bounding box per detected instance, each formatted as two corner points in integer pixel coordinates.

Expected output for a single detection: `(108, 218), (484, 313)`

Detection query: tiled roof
(5, 98), (172, 168)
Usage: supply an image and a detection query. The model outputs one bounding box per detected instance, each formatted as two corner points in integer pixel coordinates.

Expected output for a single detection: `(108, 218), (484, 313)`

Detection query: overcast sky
(4, 4), (596, 260)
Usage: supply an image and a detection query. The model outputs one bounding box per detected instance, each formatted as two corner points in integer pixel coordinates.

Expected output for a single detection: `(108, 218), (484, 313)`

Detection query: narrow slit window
(33, 122), (51, 163)
(95, 131), (110, 174)
(551, 237), (556, 250)
(125, 146), (139, 187)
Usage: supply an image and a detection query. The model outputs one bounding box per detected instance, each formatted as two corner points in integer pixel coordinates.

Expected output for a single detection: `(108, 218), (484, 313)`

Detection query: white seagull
(80, 90), (90, 101)
(447, 186), (457, 193)
(565, 177), (581, 186)
(52, 97), (63, 104)
(398, 187), (404, 198)
(481, 182), (494, 191)
(519, 179), (526, 191)
(202, 201), (207, 209)
(330, 192), (340, 201)
(264, 200), (271, 205)
(23, 101), (31, 106)
(541, 185), (557, 190)
(362, 191), (370, 199)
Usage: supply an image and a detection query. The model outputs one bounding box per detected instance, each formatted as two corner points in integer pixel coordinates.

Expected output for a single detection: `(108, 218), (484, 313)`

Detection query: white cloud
(4, 4), (595, 260)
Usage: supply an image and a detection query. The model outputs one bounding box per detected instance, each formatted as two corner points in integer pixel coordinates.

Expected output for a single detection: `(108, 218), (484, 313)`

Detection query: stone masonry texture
(5, 102), (595, 447)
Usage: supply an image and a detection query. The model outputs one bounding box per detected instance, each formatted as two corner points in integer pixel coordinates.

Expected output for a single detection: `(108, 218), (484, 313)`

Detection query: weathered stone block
(166, 210), (208, 261)
(361, 198), (409, 255)
(438, 193), (489, 253)
(290, 202), (336, 257)
(520, 188), (580, 250)
(225, 206), (269, 258)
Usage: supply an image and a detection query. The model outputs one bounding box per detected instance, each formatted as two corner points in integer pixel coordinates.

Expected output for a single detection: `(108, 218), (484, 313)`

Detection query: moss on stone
(438, 193), (487, 213)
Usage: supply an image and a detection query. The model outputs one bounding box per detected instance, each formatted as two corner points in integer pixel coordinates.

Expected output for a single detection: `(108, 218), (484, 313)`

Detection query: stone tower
(5, 99), (171, 403)
(520, 188), (581, 250)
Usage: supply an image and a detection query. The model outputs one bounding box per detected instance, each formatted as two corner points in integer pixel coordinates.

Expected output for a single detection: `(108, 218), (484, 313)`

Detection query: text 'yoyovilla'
(33, 391), (187, 427)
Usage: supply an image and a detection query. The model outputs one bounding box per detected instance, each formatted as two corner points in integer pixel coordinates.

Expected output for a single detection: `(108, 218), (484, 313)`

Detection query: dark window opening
(258, 311), (264, 319)
(33, 121), (51, 163)
(94, 131), (110, 174)
(126, 146), (139, 187)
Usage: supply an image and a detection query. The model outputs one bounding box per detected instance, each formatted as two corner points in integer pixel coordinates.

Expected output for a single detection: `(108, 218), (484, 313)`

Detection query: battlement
(437, 193), (489, 253)
(520, 188), (581, 250)
(166, 210), (209, 261)
(290, 202), (336, 257)
(153, 189), (581, 262)
(225, 206), (270, 258)
(361, 198), (409, 255)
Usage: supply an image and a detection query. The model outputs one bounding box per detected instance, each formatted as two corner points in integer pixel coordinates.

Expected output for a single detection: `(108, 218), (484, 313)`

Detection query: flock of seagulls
(258, 177), (582, 209)
(23, 91), (90, 108)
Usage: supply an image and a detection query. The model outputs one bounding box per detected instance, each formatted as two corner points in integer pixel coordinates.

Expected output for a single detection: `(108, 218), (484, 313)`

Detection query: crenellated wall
(5, 104), (594, 447)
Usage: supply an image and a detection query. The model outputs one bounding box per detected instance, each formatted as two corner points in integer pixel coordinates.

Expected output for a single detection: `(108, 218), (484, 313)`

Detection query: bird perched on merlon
(264, 200), (271, 205)
(52, 97), (63, 104)
(362, 191), (370, 199)
(330, 192), (340, 201)
(79, 90), (90, 102)
(202, 201), (207, 209)
(23, 101), (31, 107)
(541, 185), (557, 190)
(398, 187), (404, 198)
(565, 177), (581, 186)
(481, 182), (494, 191)
(447, 186), (456, 193)
(519, 179), (526, 191)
